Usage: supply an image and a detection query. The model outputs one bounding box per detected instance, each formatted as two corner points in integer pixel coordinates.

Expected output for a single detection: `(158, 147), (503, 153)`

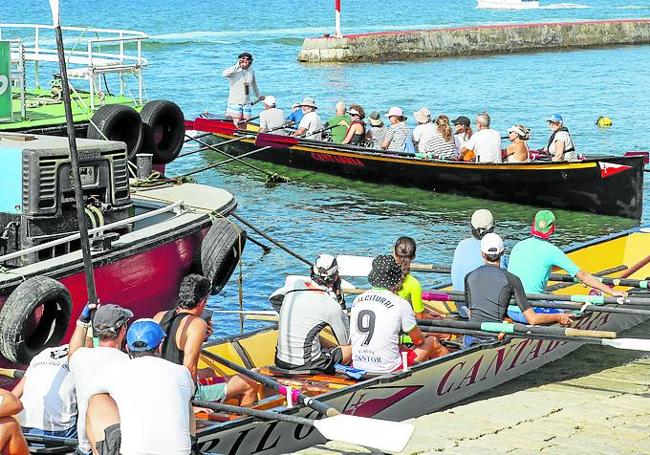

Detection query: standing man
(154, 274), (257, 406)
(460, 112), (501, 163)
(68, 304), (131, 455)
(325, 101), (351, 144)
(350, 255), (447, 374)
(464, 233), (573, 348)
(271, 254), (352, 373)
(508, 210), (627, 322)
(292, 97), (323, 140)
(259, 96), (286, 134)
(544, 114), (577, 161)
(222, 52), (263, 125)
(452, 115), (472, 156)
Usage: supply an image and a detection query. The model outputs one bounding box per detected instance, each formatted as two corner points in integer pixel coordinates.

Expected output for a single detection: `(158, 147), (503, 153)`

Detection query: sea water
(5, 0), (650, 336)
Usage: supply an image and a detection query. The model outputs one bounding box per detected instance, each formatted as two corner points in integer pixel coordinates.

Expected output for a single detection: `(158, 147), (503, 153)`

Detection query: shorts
(23, 425), (77, 438)
(275, 347), (344, 375)
(194, 381), (228, 402)
(96, 423), (121, 455)
(392, 348), (417, 372)
(508, 304), (561, 323)
(226, 103), (252, 119)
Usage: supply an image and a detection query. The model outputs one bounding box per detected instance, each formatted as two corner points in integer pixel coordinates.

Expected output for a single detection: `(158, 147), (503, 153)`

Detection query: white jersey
(86, 356), (194, 455)
(298, 111), (323, 140)
(18, 345), (77, 431)
(69, 346), (128, 453)
(350, 290), (417, 373)
(465, 128), (502, 163)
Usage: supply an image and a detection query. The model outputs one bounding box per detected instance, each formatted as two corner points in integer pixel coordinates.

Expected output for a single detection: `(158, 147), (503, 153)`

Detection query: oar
(175, 144), (272, 179)
(0, 367), (25, 379)
(200, 349), (337, 416)
(549, 273), (649, 289)
(193, 400), (414, 453)
(247, 236), (272, 254)
(422, 290), (650, 307)
(418, 326), (650, 352)
(24, 434), (78, 448)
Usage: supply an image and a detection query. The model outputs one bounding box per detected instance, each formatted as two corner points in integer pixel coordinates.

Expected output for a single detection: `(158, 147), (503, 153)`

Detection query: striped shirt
(384, 122), (410, 153)
(422, 130), (457, 160)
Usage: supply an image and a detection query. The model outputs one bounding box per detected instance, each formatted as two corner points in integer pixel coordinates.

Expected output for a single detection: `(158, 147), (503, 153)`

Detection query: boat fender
(196, 218), (247, 295)
(139, 100), (186, 164)
(596, 116), (612, 128)
(87, 104), (144, 160)
(0, 276), (72, 364)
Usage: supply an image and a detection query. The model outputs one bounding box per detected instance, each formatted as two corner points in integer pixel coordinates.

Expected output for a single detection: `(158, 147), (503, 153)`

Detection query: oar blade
(314, 414), (414, 453)
(336, 255), (373, 277)
(603, 338), (650, 351)
(192, 118), (239, 135)
(255, 132), (298, 148)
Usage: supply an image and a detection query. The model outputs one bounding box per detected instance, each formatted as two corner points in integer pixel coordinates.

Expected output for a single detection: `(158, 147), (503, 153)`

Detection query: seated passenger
(350, 255), (446, 374)
(342, 105), (366, 145)
(286, 102), (304, 127)
(12, 345), (77, 439)
(463, 233), (573, 348)
(381, 107), (413, 154)
(544, 114), (577, 161)
(292, 97), (323, 140)
(452, 115), (473, 156)
(504, 124), (530, 162)
(259, 95), (286, 134)
(425, 115), (457, 160)
(326, 101), (352, 144)
(367, 111), (386, 149)
(459, 112), (501, 163)
(271, 254), (351, 373)
(0, 389), (28, 455)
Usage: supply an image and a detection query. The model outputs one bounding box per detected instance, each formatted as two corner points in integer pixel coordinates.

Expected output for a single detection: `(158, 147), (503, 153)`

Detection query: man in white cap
(412, 107), (435, 153)
(271, 254), (351, 373)
(292, 97), (323, 140)
(544, 114), (576, 161)
(259, 95), (286, 134)
(222, 52), (264, 125)
(459, 112), (501, 163)
(382, 107), (412, 153)
(463, 233), (574, 348)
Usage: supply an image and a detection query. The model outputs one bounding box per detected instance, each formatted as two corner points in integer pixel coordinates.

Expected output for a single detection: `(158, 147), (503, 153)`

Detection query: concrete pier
(298, 19), (650, 63)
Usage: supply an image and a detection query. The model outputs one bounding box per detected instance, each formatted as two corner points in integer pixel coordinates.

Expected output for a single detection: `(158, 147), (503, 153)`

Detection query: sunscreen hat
(481, 233), (504, 255)
(126, 318), (166, 352)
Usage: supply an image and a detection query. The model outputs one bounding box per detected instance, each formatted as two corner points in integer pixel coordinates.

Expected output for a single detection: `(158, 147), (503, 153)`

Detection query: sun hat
(385, 106), (406, 120)
(452, 116), (470, 127)
(126, 318), (166, 352)
(93, 304), (133, 336)
(299, 97), (317, 109)
(368, 111), (383, 127)
(368, 255), (403, 289)
(413, 107), (431, 124)
(531, 209), (556, 239)
(263, 96), (276, 107)
(480, 233), (504, 255)
(547, 113), (563, 124)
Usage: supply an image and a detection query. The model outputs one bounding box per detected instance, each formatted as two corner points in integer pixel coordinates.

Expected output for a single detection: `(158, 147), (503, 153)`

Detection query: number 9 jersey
(350, 289), (417, 373)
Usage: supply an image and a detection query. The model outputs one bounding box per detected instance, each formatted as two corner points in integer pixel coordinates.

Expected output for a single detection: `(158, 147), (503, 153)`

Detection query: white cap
(481, 233), (504, 255)
(471, 209), (494, 230)
(263, 96), (276, 107)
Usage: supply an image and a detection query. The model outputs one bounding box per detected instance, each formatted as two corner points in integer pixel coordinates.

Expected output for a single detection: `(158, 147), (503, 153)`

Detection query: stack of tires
(87, 100), (186, 164)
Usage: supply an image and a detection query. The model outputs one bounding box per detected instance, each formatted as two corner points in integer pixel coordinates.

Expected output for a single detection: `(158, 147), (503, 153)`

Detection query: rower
(292, 97), (323, 140)
(463, 233), (573, 348)
(154, 274), (257, 406)
(325, 101), (351, 144)
(350, 255), (447, 374)
(286, 102), (304, 128)
(259, 95), (286, 134)
(507, 210), (627, 323)
(0, 389), (28, 454)
(272, 254), (352, 374)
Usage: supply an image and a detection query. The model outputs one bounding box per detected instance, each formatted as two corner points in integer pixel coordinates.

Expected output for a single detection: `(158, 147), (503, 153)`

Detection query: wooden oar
(418, 326), (650, 352)
(416, 318), (617, 339)
(548, 273), (649, 289)
(0, 367), (25, 379)
(24, 434), (78, 448)
(193, 400), (414, 453)
(175, 144), (273, 179)
(200, 349), (338, 416)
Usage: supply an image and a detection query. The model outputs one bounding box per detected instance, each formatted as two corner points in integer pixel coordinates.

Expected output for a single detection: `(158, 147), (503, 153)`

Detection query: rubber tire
(0, 276), (72, 364)
(140, 100), (186, 164)
(199, 218), (247, 295)
(87, 104), (144, 160)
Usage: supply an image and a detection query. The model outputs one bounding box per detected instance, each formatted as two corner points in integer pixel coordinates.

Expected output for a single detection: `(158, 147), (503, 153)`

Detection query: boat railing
(0, 23), (149, 116)
(0, 199), (185, 266)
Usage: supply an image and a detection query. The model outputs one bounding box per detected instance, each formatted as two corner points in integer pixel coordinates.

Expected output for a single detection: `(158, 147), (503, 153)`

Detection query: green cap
(534, 210), (556, 234)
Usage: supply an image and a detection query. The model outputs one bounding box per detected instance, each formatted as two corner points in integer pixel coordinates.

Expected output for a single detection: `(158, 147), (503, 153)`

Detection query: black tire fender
(199, 218), (247, 295)
(140, 100), (186, 164)
(87, 104), (144, 159)
(0, 276), (72, 364)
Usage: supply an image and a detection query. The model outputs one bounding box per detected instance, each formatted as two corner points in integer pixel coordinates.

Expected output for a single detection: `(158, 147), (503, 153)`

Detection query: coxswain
(222, 52), (263, 126)
(507, 210), (627, 322)
(271, 254), (352, 373)
(464, 233), (573, 348)
(291, 97), (323, 140)
(154, 274), (258, 406)
(68, 304), (132, 455)
(0, 389), (28, 454)
(544, 114), (577, 161)
(350, 255), (447, 374)
(259, 95), (286, 134)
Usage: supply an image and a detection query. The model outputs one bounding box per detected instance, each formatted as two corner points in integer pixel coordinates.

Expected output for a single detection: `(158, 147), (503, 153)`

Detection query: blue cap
(547, 113), (563, 123)
(126, 318), (166, 352)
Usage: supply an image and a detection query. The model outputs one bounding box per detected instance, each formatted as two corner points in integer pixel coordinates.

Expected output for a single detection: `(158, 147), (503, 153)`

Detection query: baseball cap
(368, 255), (403, 289)
(481, 233), (504, 255)
(531, 209), (556, 238)
(263, 95), (276, 107)
(547, 113), (563, 123)
(452, 116), (470, 127)
(93, 304), (133, 335)
(126, 318), (166, 352)
(238, 52), (253, 60)
(471, 209), (494, 231)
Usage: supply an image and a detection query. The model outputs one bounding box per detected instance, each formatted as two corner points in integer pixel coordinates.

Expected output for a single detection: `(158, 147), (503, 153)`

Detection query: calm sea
(5, 0), (650, 336)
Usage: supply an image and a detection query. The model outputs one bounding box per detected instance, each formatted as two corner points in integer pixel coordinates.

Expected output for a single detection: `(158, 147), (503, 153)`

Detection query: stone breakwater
(297, 19), (650, 63)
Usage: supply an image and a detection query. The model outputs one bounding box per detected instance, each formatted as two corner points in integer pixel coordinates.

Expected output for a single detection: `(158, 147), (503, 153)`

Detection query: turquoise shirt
(507, 237), (580, 294)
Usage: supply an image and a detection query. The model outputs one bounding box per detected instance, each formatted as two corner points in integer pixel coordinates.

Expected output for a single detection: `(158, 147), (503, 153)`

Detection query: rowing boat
(192, 226), (650, 454)
(192, 119), (646, 219)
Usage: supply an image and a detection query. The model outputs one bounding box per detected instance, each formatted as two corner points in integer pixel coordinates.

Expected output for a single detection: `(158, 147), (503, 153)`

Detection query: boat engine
(0, 133), (133, 266)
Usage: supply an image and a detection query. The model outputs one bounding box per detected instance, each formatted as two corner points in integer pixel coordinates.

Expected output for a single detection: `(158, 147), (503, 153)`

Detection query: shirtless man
(0, 389), (28, 455)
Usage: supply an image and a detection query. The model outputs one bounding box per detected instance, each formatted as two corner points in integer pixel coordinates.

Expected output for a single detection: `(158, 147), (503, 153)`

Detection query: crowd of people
(222, 52), (579, 163)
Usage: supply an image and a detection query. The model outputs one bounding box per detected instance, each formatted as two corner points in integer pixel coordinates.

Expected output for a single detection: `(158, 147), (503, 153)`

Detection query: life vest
(546, 126), (575, 155)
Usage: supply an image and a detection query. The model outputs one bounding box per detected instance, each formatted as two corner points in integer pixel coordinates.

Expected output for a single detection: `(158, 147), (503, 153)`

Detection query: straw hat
(413, 107), (431, 124)
(299, 97), (317, 109)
